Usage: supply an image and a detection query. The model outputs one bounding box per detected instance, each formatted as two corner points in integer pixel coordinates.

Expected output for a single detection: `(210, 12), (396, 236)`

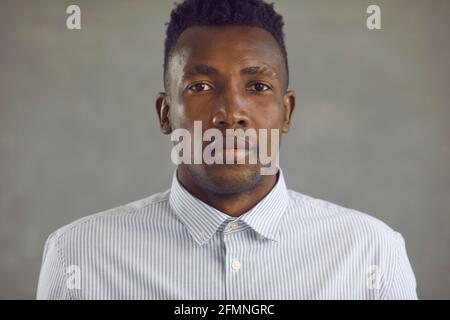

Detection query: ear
(281, 90), (296, 133)
(155, 92), (172, 135)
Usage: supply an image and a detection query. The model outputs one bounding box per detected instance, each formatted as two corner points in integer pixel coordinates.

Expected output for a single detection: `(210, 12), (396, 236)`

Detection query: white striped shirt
(37, 168), (418, 299)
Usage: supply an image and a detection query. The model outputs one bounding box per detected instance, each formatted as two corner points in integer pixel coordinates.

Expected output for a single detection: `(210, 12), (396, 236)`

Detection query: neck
(177, 168), (278, 217)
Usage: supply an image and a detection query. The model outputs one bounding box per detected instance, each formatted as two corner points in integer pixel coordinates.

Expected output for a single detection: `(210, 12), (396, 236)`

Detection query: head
(156, 0), (296, 195)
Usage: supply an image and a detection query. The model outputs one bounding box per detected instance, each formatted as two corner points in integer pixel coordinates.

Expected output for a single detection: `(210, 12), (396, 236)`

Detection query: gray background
(1, 0), (449, 299)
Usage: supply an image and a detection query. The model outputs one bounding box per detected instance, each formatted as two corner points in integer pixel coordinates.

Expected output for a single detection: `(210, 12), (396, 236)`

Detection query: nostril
(219, 120), (228, 127)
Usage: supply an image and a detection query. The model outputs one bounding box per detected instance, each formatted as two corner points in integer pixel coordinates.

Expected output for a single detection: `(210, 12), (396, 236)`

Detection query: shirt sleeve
(381, 232), (418, 300)
(36, 232), (70, 300)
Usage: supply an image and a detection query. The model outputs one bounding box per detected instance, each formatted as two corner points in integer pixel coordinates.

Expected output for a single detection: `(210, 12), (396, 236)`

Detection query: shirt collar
(169, 167), (289, 246)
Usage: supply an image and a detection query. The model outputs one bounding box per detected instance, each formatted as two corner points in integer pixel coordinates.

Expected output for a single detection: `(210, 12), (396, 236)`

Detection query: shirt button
(231, 259), (241, 270)
(256, 233), (264, 240)
(229, 222), (240, 230)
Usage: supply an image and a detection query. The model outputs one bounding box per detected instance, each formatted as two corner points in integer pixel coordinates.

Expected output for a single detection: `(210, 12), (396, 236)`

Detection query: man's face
(156, 26), (295, 195)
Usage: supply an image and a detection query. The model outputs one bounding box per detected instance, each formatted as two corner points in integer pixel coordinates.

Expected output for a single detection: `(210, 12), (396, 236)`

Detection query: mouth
(204, 135), (257, 163)
(207, 133), (253, 146)
(224, 135), (256, 150)
(220, 148), (249, 156)
(212, 146), (257, 163)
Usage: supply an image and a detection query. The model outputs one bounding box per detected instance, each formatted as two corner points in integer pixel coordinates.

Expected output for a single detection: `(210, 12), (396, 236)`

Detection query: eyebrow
(184, 64), (278, 78)
(240, 65), (277, 77)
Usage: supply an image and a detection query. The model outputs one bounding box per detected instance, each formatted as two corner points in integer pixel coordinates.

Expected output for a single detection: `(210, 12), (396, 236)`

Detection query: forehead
(168, 26), (284, 78)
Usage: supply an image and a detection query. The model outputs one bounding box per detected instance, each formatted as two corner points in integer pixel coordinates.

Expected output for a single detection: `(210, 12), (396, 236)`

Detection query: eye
(248, 82), (272, 92)
(188, 82), (213, 92)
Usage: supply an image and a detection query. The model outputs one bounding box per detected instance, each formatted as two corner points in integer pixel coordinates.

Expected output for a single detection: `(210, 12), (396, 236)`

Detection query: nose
(211, 88), (250, 130)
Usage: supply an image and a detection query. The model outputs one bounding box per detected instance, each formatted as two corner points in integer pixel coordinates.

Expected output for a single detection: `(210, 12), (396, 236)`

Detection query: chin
(190, 164), (263, 195)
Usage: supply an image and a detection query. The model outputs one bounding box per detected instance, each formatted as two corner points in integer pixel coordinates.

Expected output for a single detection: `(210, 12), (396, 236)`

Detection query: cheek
(170, 102), (210, 132)
(170, 95), (198, 127)
(254, 101), (285, 129)
(180, 94), (212, 116)
(168, 102), (188, 130)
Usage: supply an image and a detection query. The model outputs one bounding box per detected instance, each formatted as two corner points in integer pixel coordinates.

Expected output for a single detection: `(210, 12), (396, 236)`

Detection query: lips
(206, 135), (257, 162)
(221, 135), (256, 151)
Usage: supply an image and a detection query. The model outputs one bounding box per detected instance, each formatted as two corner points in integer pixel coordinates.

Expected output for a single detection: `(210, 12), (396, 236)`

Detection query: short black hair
(163, 0), (289, 90)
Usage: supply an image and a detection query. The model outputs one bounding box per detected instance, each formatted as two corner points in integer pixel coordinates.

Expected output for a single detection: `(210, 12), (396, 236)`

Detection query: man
(37, 0), (417, 299)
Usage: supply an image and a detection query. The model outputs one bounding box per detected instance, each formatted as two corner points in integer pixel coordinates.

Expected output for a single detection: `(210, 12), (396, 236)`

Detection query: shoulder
(286, 189), (404, 248)
(44, 189), (172, 246)
(286, 190), (417, 299)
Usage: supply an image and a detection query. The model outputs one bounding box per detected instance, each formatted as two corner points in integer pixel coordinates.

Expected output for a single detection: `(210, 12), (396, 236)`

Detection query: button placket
(223, 224), (244, 299)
